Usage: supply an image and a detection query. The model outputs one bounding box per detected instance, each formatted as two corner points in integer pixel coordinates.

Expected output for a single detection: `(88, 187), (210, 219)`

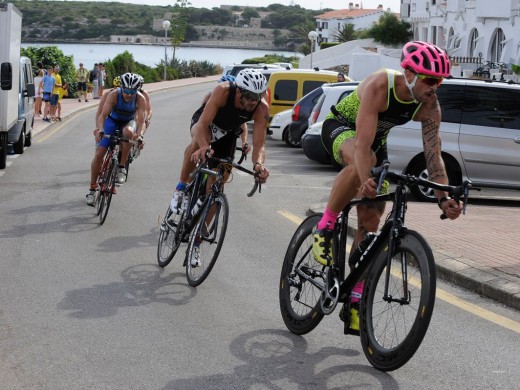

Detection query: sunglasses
(415, 73), (444, 86)
(239, 89), (263, 102)
(122, 88), (137, 95)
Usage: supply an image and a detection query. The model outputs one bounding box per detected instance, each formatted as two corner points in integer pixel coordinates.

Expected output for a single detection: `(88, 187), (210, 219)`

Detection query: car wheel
(409, 158), (461, 202)
(13, 125), (26, 155)
(284, 127), (301, 148)
(25, 129), (32, 147)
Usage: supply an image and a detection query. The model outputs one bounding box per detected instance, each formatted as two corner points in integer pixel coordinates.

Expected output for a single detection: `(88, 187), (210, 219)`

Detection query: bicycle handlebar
(100, 132), (136, 145)
(371, 160), (472, 219)
(188, 148), (261, 196)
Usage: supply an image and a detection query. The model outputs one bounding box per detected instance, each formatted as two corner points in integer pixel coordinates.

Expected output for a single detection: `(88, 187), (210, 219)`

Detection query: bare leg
(91, 146), (107, 186)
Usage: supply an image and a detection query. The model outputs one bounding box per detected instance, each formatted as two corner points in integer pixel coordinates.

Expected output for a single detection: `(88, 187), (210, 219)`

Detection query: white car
(268, 109), (293, 142)
(308, 81), (359, 128)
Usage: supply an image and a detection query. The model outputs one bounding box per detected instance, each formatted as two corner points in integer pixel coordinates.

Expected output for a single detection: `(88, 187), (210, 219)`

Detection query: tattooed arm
(415, 98), (461, 219)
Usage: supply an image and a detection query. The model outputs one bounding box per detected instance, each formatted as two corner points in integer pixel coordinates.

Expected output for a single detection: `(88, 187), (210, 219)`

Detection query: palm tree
(333, 23), (358, 43)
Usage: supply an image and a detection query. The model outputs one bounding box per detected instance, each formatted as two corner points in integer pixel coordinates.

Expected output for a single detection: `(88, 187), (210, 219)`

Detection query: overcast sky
(86, 0), (401, 13)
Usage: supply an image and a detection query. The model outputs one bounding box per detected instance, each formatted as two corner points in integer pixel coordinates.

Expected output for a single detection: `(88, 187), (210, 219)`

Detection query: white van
(8, 56), (35, 154)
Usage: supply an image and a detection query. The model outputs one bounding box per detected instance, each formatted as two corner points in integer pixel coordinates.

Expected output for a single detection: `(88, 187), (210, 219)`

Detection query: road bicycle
(157, 147), (259, 287)
(119, 138), (141, 182)
(94, 131), (135, 225)
(279, 161), (472, 371)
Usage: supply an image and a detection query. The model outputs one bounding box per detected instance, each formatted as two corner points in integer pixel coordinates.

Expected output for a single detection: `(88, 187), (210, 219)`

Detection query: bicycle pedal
(343, 324), (360, 337)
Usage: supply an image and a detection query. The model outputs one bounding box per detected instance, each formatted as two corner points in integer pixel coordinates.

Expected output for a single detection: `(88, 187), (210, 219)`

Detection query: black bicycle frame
(334, 185), (409, 305)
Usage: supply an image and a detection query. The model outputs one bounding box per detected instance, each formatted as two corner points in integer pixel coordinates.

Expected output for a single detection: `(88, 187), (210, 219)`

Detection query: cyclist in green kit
(311, 41), (463, 333)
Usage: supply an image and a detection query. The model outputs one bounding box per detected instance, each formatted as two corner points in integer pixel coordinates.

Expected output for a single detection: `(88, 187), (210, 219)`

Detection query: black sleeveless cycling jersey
(192, 82), (259, 138)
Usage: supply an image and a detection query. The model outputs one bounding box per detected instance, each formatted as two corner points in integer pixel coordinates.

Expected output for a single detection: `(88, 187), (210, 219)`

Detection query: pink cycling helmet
(400, 41), (451, 78)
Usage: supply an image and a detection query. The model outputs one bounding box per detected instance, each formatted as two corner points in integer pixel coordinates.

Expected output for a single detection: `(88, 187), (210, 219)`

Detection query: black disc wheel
(279, 213), (326, 335)
(360, 230), (436, 371)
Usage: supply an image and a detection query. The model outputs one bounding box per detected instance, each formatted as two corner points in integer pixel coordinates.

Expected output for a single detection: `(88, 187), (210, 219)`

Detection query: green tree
(241, 8), (260, 24)
(21, 45), (74, 84)
(333, 23), (358, 43)
(365, 13), (412, 46)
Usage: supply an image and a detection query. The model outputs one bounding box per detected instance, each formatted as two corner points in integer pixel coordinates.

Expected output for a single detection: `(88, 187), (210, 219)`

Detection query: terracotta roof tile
(315, 9), (383, 20)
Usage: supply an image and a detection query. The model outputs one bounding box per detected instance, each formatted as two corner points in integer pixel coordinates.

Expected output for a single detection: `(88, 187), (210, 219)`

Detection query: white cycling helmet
(235, 68), (268, 94)
(120, 72), (141, 90)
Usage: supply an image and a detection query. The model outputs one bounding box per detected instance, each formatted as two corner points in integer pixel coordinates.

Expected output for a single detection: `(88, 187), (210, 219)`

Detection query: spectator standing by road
(75, 63), (89, 102)
(337, 72), (346, 82)
(98, 63), (106, 98)
(34, 62), (45, 116)
(50, 64), (62, 121)
(56, 79), (68, 121)
(91, 63), (100, 99)
(40, 66), (55, 123)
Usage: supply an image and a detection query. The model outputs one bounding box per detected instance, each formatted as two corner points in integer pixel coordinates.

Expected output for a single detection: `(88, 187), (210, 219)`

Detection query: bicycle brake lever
(247, 181), (259, 197)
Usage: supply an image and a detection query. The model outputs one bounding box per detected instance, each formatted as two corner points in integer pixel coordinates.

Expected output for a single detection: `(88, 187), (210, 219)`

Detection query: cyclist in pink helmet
(312, 40), (462, 335)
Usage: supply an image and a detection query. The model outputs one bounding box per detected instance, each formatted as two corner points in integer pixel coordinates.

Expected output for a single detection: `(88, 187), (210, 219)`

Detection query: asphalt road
(1, 84), (519, 389)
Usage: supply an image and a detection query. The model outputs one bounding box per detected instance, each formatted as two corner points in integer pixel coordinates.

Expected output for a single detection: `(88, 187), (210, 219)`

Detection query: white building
(314, 3), (390, 44)
(401, 0), (520, 65)
(301, 0), (520, 80)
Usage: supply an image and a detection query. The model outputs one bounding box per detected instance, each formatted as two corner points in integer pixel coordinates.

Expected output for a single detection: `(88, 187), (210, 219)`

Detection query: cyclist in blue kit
(86, 72), (147, 206)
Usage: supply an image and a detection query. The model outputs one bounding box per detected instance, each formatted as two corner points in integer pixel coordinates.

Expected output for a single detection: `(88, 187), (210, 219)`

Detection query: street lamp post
(162, 20), (171, 81)
(308, 31), (318, 69)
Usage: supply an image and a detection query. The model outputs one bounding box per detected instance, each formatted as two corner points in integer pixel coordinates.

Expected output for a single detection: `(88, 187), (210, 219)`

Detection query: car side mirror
(1, 62), (13, 90)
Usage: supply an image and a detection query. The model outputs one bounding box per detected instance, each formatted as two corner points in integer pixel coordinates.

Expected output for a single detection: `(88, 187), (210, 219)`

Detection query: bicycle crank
(320, 271), (340, 315)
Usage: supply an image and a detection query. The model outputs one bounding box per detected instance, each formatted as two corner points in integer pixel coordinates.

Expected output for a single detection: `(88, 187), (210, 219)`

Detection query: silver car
(302, 77), (520, 201)
(389, 77), (520, 201)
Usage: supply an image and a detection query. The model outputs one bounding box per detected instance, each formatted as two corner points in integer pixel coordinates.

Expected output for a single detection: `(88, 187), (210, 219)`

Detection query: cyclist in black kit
(170, 68), (270, 213)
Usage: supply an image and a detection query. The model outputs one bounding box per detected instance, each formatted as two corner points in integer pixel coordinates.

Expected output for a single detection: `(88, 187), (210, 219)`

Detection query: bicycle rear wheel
(279, 213), (325, 335)
(185, 193), (229, 287)
(360, 229), (436, 371)
(99, 159), (117, 225)
(157, 206), (184, 268)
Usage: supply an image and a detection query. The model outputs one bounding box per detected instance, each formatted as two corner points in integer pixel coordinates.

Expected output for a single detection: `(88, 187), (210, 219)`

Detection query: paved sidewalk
(33, 75), (520, 311)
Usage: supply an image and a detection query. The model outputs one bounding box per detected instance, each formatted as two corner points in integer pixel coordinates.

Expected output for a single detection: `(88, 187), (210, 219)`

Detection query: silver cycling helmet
(235, 68), (267, 94)
(120, 72), (141, 90)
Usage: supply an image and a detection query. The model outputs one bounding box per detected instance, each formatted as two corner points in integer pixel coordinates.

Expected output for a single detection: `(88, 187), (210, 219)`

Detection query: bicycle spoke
(186, 194), (229, 287)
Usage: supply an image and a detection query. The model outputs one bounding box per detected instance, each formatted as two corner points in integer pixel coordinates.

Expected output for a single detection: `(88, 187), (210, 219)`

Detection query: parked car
(269, 109), (293, 143)
(301, 120), (331, 165)
(286, 87), (325, 148)
(266, 69), (341, 125)
(301, 83), (358, 166)
(302, 77), (520, 201)
(308, 81), (359, 127)
(225, 63), (283, 78)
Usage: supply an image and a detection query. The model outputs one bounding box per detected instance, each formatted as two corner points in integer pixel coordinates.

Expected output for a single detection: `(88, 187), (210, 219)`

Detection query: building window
(490, 28), (505, 63)
(469, 29), (479, 58)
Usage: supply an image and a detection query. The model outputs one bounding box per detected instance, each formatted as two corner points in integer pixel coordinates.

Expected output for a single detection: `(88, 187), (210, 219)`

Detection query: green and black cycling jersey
(322, 69), (422, 165)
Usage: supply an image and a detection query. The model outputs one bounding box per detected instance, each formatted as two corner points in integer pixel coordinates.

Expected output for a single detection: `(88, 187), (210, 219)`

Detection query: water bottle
(181, 193), (189, 212)
(191, 196), (205, 216)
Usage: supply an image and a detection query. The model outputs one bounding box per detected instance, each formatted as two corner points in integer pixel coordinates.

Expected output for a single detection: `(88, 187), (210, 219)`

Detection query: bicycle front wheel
(360, 229), (436, 372)
(157, 206), (184, 268)
(99, 159), (117, 225)
(185, 193), (229, 287)
(279, 213), (325, 335)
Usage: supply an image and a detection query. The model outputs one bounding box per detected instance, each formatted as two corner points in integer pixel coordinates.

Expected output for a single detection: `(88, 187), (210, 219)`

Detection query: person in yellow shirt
(50, 64), (62, 121)
(75, 63), (89, 102)
(56, 79), (69, 121)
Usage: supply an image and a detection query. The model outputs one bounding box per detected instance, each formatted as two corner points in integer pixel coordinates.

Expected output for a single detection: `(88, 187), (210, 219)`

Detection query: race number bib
(210, 123), (227, 142)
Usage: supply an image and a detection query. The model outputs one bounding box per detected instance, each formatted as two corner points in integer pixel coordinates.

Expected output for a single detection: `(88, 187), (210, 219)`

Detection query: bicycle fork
(382, 231), (412, 305)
